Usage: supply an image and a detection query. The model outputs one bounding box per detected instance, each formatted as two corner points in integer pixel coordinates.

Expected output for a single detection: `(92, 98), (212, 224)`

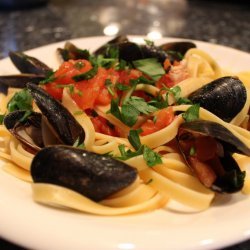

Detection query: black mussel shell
(179, 120), (250, 156)
(4, 110), (43, 153)
(189, 76), (247, 122)
(57, 42), (90, 61)
(159, 41), (196, 61)
(31, 146), (138, 201)
(0, 74), (44, 89)
(9, 51), (52, 76)
(27, 83), (85, 146)
(94, 35), (129, 56)
(177, 120), (250, 193)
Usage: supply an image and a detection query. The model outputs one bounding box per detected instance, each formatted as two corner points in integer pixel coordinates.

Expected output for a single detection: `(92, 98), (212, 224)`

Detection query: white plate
(0, 36), (250, 250)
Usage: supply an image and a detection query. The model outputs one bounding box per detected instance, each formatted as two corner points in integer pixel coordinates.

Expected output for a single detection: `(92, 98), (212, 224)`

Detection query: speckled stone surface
(0, 0), (250, 249)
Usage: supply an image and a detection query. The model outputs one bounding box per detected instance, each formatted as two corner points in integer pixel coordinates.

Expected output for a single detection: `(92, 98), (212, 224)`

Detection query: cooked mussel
(57, 41), (90, 61)
(9, 51), (52, 75)
(31, 145), (138, 201)
(27, 83), (85, 146)
(93, 35), (196, 64)
(0, 74), (44, 89)
(177, 120), (250, 193)
(189, 76), (247, 122)
(4, 111), (43, 153)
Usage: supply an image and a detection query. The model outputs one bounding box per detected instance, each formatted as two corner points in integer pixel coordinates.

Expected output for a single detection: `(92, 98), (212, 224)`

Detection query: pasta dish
(0, 36), (249, 215)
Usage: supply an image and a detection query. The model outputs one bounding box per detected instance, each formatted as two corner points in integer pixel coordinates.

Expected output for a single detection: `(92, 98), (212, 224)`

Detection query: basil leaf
(182, 104), (200, 122)
(121, 103), (139, 127)
(126, 96), (158, 115)
(143, 146), (162, 167)
(128, 129), (142, 151)
(133, 58), (165, 81)
(7, 89), (33, 112)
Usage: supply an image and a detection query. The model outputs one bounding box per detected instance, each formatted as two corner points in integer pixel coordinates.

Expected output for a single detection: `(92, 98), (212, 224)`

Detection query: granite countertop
(0, 0), (250, 249)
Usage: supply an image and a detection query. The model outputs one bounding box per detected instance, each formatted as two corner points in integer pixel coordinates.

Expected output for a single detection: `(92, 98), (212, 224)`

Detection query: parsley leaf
(133, 58), (165, 81)
(0, 114), (5, 124)
(182, 104), (200, 122)
(72, 57), (98, 81)
(109, 96), (158, 127)
(126, 96), (158, 115)
(118, 144), (143, 160)
(121, 103), (139, 127)
(116, 83), (130, 91)
(39, 71), (56, 85)
(128, 129), (142, 151)
(143, 145), (162, 167)
(7, 89), (33, 112)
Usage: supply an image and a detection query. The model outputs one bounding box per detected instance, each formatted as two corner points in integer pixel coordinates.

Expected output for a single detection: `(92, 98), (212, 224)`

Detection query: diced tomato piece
(132, 90), (151, 102)
(95, 87), (112, 106)
(195, 136), (218, 161)
(119, 69), (142, 85)
(44, 82), (64, 100)
(156, 74), (175, 89)
(71, 67), (107, 110)
(141, 107), (175, 136)
(54, 59), (92, 85)
(91, 116), (119, 136)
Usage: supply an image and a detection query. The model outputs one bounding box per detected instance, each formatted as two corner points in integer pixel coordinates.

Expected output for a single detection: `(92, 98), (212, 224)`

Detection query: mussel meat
(189, 76), (247, 122)
(4, 111), (43, 153)
(31, 145), (138, 201)
(177, 120), (250, 193)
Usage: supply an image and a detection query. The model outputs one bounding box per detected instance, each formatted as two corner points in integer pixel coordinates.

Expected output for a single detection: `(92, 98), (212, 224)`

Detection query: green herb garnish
(133, 58), (165, 81)
(143, 145), (162, 167)
(0, 114), (5, 124)
(182, 104), (200, 122)
(109, 96), (158, 127)
(39, 71), (56, 85)
(73, 58), (98, 81)
(7, 89), (33, 112)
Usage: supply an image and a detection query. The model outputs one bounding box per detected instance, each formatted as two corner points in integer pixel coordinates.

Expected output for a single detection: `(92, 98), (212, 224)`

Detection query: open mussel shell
(31, 145), (138, 201)
(93, 35), (129, 56)
(57, 41), (90, 61)
(177, 120), (250, 193)
(27, 83), (85, 146)
(4, 110), (43, 153)
(189, 76), (247, 122)
(0, 74), (44, 89)
(9, 51), (52, 76)
(159, 41), (196, 61)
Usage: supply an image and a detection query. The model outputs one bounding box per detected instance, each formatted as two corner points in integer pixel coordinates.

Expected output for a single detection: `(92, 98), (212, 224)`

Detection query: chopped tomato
(119, 69), (142, 85)
(44, 82), (64, 100)
(91, 116), (119, 136)
(156, 74), (175, 89)
(141, 107), (175, 136)
(132, 90), (151, 102)
(54, 59), (92, 84)
(95, 87), (112, 106)
(72, 67), (107, 110)
(44, 59), (92, 100)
